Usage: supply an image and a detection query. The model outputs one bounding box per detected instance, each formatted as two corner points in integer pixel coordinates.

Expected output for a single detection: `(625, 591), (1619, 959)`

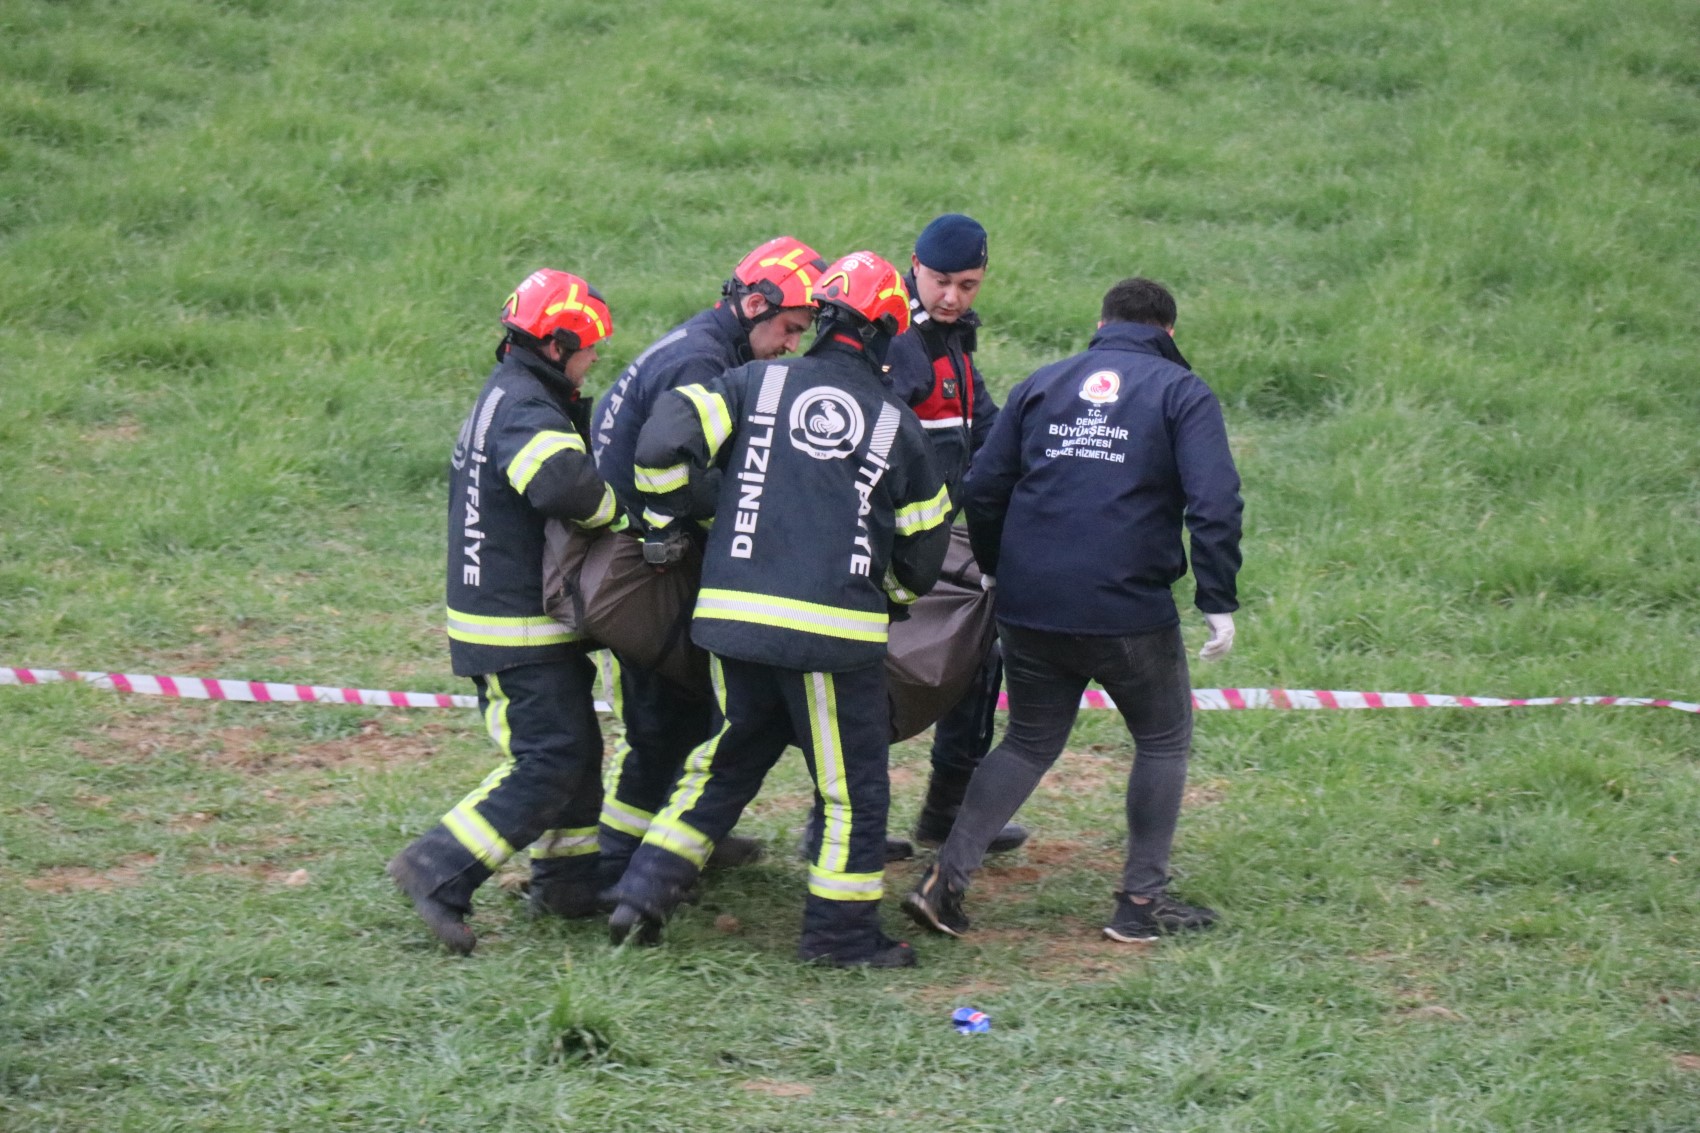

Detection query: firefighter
(885, 213), (1027, 857)
(589, 237), (826, 891)
(387, 269), (627, 955)
(607, 251), (952, 968)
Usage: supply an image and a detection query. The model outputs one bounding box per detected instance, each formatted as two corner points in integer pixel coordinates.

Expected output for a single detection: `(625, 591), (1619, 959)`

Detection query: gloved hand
(642, 525), (691, 571)
(980, 574), (996, 592)
(1199, 612), (1235, 661)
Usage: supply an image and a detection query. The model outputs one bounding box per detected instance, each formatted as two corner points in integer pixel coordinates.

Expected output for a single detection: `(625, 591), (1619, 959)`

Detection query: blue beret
(913, 213), (988, 273)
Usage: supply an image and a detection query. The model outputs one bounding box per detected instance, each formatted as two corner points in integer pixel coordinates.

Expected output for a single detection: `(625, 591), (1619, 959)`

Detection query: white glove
(1199, 612), (1235, 661)
(980, 574), (996, 592)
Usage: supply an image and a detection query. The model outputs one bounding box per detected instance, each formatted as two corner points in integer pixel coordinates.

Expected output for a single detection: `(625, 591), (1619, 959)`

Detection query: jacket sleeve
(884, 412), (953, 604)
(960, 378), (1026, 575)
(494, 395), (625, 530)
(967, 356), (1000, 457)
(631, 374), (742, 531)
(1170, 376), (1243, 614)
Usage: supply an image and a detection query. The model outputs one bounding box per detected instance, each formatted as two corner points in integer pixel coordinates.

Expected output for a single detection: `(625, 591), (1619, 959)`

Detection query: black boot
(387, 850), (477, 955)
(912, 767), (1029, 855)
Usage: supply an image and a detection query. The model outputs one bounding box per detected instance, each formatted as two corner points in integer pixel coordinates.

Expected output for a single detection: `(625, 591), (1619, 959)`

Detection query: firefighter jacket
(633, 337), (954, 673)
(961, 321), (1242, 636)
(883, 272), (1000, 496)
(590, 302), (749, 528)
(445, 343), (625, 676)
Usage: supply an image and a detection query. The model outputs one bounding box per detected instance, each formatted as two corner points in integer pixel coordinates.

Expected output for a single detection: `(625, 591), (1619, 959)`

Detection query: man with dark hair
(881, 212), (1027, 859)
(904, 276), (1242, 945)
(590, 238), (826, 891)
(608, 252), (952, 968)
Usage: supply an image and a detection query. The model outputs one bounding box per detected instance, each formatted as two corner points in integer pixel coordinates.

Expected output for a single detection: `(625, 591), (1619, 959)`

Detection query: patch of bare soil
(1037, 748), (1125, 795)
(73, 707), (451, 773)
(1673, 1054), (1700, 1073)
(24, 853), (159, 893)
(738, 1079), (814, 1098)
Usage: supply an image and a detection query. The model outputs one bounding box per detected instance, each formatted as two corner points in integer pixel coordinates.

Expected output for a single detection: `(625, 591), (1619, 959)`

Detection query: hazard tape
(4, 666), (1696, 716)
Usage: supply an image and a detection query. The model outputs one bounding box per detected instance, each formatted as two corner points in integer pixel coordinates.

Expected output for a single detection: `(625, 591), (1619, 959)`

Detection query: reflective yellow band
(574, 483), (619, 529)
(807, 865), (884, 902)
(678, 384), (733, 456)
(884, 570), (919, 606)
(895, 485), (952, 535)
(446, 608), (581, 647)
(599, 797), (655, 840)
(635, 462), (691, 495)
(508, 430), (586, 494)
(644, 814), (714, 869)
(444, 801), (514, 868)
(642, 508), (675, 531)
(530, 827), (600, 859)
(695, 588), (887, 643)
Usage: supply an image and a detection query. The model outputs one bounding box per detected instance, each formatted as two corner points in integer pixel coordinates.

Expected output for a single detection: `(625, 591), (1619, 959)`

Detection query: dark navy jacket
(591, 302), (750, 526)
(444, 344), (624, 676)
(634, 338), (952, 673)
(883, 273), (998, 497)
(961, 322), (1242, 636)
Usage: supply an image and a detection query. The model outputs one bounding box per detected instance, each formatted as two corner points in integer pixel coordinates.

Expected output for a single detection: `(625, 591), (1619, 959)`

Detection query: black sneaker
(798, 933), (918, 969)
(1102, 891), (1217, 943)
(902, 864), (971, 938)
(608, 902), (665, 947)
(387, 853), (476, 956)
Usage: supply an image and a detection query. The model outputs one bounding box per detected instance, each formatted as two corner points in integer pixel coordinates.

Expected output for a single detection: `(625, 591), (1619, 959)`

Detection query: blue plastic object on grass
(951, 1007), (990, 1034)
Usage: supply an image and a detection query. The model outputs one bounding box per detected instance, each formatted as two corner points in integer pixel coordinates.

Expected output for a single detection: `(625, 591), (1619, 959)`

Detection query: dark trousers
(596, 651), (715, 872)
(937, 622), (1193, 898)
(399, 655), (604, 908)
(611, 656), (893, 956)
(928, 642), (1003, 775)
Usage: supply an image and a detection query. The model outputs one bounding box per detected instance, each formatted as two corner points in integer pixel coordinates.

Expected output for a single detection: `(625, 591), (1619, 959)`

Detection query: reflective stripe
(806, 671), (852, 875)
(446, 608), (580, 647)
(442, 673), (518, 867)
(645, 814), (714, 868)
(634, 462), (690, 495)
(677, 384), (733, 456)
(641, 508), (674, 530)
(920, 416), (966, 430)
(807, 865), (884, 902)
(695, 589), (887, 643)
(575, 484), (619, 529)
(530, 826), (600, 859)
(508, 430), (586, 494)
(597, 651), (631, 796)
(599, 796), (654, 840)
(895, 485), (952, 535)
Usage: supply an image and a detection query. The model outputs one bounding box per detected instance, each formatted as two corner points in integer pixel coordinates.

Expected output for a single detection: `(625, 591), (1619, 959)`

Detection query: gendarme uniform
(884, 276), (998, 499)
(611, 332), (952, 963)
(403, 340), (625, 921)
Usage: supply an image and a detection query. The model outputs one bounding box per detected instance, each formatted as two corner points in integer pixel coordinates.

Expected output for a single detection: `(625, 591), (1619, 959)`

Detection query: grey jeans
(935, 620), (1194, 898)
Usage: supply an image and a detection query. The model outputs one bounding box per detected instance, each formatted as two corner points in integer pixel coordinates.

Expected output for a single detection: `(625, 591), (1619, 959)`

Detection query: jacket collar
(1087, 321), (1191, 370)
(701, 301), (756, 365)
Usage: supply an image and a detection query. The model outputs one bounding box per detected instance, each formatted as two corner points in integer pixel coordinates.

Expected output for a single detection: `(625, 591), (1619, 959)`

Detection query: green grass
(3, 0), (1699, 1128)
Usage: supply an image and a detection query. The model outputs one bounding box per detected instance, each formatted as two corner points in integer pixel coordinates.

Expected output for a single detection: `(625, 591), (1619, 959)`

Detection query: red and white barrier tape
(4, 666), (1696, 716)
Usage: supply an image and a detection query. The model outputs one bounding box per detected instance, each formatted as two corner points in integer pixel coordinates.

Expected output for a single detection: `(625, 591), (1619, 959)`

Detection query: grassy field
(3, 0), (1698, 1129)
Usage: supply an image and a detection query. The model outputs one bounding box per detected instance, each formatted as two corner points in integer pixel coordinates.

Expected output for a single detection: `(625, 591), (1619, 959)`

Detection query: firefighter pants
(596, 650), (715, 878)
(395, 655), (604, 910)
(609, 655), (893, 958)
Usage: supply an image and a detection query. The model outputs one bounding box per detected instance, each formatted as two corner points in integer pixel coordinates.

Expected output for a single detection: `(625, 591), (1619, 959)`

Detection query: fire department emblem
(788, 386), (865, 460)
(1079, 370), (1121, 404)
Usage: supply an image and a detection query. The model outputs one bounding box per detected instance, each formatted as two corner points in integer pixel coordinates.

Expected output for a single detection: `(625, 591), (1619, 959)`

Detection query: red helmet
(813, 251), (911, 336)
(500, 269), (613, 352)
(727, 236), (827, 313)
